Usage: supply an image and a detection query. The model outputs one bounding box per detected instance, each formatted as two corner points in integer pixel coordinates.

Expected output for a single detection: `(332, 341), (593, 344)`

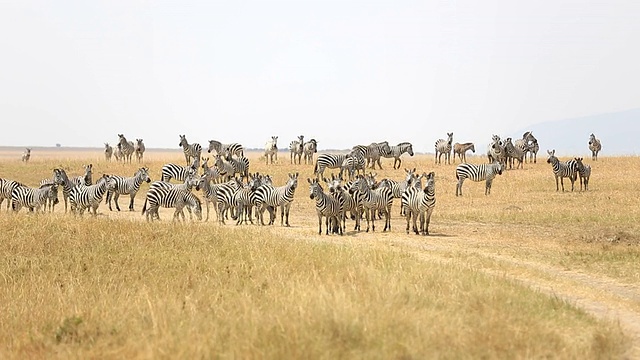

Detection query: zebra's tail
(313, 161), (318, 175)
(141, 198), (147, 215)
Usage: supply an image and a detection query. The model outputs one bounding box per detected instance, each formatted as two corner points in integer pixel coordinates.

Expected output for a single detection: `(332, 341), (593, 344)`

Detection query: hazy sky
(1, 1), (638, 152)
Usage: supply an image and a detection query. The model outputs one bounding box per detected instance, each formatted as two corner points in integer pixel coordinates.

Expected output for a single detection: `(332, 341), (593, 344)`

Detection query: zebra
(51, 168), (78, 213)
(68, 174), (111, 216)
(135, 139), (145, 163)
(213, 154), (235, 183)
(515, 131), (538, 163)
(207, 140), (244, 158)
(142, 176), (202, 222)
(223, 152), (250, 180)
(341, 148), (367, 180)
(113, 144), (124, 162)
(303, 139), (318, 165)
(574, 157), (591, 191)
(324, 174), (361, 232)
(201, 157), (226, 184)
(105, 167), (152, 211)
(117, 134), (136, 163)
(455, 161), (504, 196)
(546, 150), (577, 192)
(254, 172), (299, 226)
(21, 148), (31, 163)
(527, 139), (540, 163)
(0, 178), (26, 210)
(352, 142), (391, 170)
(264, 136), (278, 164)
(231, 173), (264, 225)
(435, 133), (454, 165)
(11, 184), (58, 213)
(588, 133), (602, 161)
(487, 135), (506, 166)
(289, 135), (304, 164)
(73, 164), (93, 187)
(179, 135), (203, 165)
(197, 172), (232, 222)
(453, 142), (475, 163)
(314, 153), (349, 179)
(378, 168), (418, 216)
(348, 175), (393, 232)
(161, 158), (199, 183)
(308, 177), (343, 235)
(104, 143), (113, 161)
(381, 142), (414, 169)
(503, 137), (525, 170)
(214, 177), (244, 224)
(401, 171), (436, 235)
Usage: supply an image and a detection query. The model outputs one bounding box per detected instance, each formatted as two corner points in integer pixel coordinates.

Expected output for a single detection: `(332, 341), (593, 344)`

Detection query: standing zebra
(574, 157), (591, 191)
(348, 175), (393, 232)
(254, 172), (299, 226)
(378, 168), (418, 216)
(114, 144), (124, 162)
(52, 168), (78, 213)
(135, 139), (146, 163)
(515, 131), (538, 163)
(68, 174), (111, 216)
(161, 158), (199, 183)
(308, 178), (343, 235)
(381, 142), (414, 169)
(207, 140), (244, 158)
(142, 175), (202, 222)
(546, 150), (577, 192)
(303, 139), (318, 165)
(503, 138), (525, 170)
(232, 173), (264, 225)
(11, 184), (58, 213)
(223, 152), (250, 180)
(341, 148), (366, 180)
(117, 134), (136, 163)
(324, 174), (361, 232)
(402, 171), (436, 235)
(104, 143), (113, 161)
(21, 148), (31, 163)
(105, 167), (152, 211)
(0, 178), (26, 210)
(588, 133), (602, 161)
(201, 157), (226, 184)
(435, 133), (454, 165)
(487, 135), (506, 166)
(213, 154), (235, 183)
(314, 153), (349, 179)
(453, 142), (475, 163)
(289, 135), (304, 164)
(264, 136), (278, 164)
(455, 161), (503, 196)
(179, 135), (203, 165)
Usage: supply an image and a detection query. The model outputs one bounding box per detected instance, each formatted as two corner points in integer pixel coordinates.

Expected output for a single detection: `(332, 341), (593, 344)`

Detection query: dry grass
(0, 148), (637, 358)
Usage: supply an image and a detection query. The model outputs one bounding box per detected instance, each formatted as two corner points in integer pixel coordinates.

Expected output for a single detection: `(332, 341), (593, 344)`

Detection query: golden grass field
(0, 147), (639, 359)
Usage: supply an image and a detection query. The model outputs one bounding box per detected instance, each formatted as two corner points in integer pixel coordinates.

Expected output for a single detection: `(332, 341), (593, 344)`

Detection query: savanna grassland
(0, 147), (639, 359)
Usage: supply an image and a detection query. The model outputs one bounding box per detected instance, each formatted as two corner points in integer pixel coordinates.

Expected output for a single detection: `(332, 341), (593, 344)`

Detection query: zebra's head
(136, 139), (144, 147)
(118, 134), (127, 144)
(308, 178), (321, 200)
(493, 162), (504, 175)
(546, 149), (557, 164)
(589, 134), (596, 144)
(288, 172), (299, 190)
(404, 168), (417, 184)
(574, 157), (585, 171)
(423, 172), (435, 192)
(53, 168), (68, 185)
(47, 184), (59, 205)
(348, 175), (368, 194)
(179, 135), (188, 147)
(406, 143), (414, 156)
(207, 140), (221, 153)
(447, 133), (453, 145)
(138, 167), (151, 183)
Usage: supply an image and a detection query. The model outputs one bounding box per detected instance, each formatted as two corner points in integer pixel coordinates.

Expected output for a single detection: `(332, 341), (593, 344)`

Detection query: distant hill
(510, 108), (640, 157)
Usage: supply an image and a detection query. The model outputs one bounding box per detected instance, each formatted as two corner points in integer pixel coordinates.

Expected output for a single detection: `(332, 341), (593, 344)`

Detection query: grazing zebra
(179, 135), (202, 165)
(254, 172), (299, 226)
(117, 134), (136, 163)
(574, 157), (591, 191)
(161, 158), (199, 183)
(105, 167), (152, 211)
(324, 174), (361, 231)
(21, 148), (31, 163)
(303, 139), (318, 165)
(503, 138), (525, 170)
(588, 133), (602, 161)
(68, 174), (111, 216)
(142, 176), (202, 222)
(348, 175), (393, 232)
(264, 136), (278, 164)
(308, 178), (343, 235)
(135, 139), (145, 163)
(104, 143), (113, 161)
(435, 133), (454, 165)
(11, 184), (58, 213)
(455, 161), (504, 196)
(381, 142), (414, 169)
(289, 135), (304, 164)
(378, 168), (418, 216)
(453, 142), (475, 163)
(314, 153), (349, 179)
(546, 150), (577, 192)
(207, 140), (244, 158)
(401, 171), (436, 235)
(0, 178), (26, 210)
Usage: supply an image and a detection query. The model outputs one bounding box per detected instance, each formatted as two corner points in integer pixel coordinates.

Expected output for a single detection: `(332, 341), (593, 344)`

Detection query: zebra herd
(104, 134), (146, 163)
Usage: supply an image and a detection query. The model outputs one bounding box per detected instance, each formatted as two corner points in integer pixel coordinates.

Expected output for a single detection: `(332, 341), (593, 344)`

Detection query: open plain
(0, 147), (639, 359)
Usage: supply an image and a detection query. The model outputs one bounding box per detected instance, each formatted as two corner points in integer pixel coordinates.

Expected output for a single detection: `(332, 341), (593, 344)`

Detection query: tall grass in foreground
(0, 214), (627, 359)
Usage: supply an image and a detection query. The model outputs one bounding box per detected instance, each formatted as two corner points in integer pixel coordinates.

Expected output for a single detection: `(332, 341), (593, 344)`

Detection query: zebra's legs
(456, 178), (464, 197)
(485, 179), (493, 195)
(128, 193), (135, 211)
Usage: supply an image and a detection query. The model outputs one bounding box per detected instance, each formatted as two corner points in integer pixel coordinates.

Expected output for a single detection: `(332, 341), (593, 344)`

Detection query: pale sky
(1, 1), (638, 152)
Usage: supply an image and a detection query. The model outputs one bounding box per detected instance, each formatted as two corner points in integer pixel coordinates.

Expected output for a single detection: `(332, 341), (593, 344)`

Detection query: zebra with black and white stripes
(402, 171), (436, 235)
(588, 133), (602, 161)
(142, 175), (202, 222)
(504, 138), (525, 170)
(574, 157), (591, 191)
(487, 135), (506, 166)
(378, 168), (418, 216)
(161, 158), (199, 183)
(11, 184), (58, 213)
(213, 154), (235, 183)
(547, 150), (578, 192)
(214, 177), (244, 224)
(264, 136), (278, 164)
(179, 135), (202, 165)
(546, 150), (577, 192)
(68, 174), (111, 216)
(455, 161), (504, 196)
(201, 157), (226, 184)
(435, 133), (454, 165)
(135, 139), (145, 163)
(254, 172), (299, 226)
(0, 178), (26, 210)
(104, 143), (113, 161)
(223, 152), (250, 180)
(21, 148), (31, 163)
(341, 148), (367, 180)
(117, 134), (136, 163)
(324, 174), (361, 232)
(308, 177), (343, 235)
(105, 167), (152, 211)
(207, 140), (244, 158)
(348, 174), (393, 232)
(353, 142), (391, 170)
(289, 135), (304, 164)
(381, 142), (414, 169)
(51, 168), (78, 213)
(314, 153), (348, 179)
(303, 139), (318, 165)
(231, 173), (263, 225)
